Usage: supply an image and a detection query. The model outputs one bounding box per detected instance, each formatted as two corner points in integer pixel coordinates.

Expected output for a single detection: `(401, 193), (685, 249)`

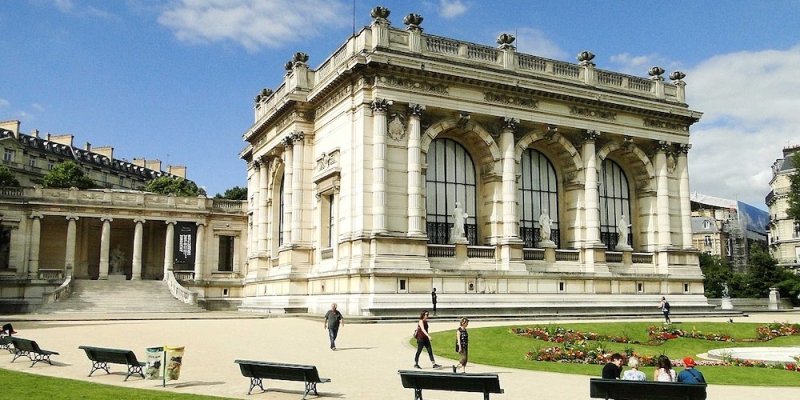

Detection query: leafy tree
(699, 253), (732, 298)
(787, 152), (800, 221)
(0, 165), (20, 187)
(42, 161), (95, 189)
(214, 186), (247, 200)
(145, 176), (205, 197)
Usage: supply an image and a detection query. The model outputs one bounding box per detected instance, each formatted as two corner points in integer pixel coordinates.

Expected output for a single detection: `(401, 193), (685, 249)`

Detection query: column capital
(654, 140), (672, 152)
(371, 98), (392, 113)
(30, 212), (43, 220)
(408, 103), (425, 117)
(501, 117), (519, 131)
(675, 143), (691, 154)
(66, 214), (80, 221)
(291, 131), (305, 143)
(583, 130), (601, 142)
(196, 221), (208, 227)
(100, 216), (113, 223)
(165, 220), (177, 226)
(133, 217), (146, 224)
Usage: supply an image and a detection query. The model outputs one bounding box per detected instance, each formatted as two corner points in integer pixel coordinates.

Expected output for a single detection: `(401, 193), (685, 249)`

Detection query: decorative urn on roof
(403, 13), (423, 30)
(370, 6), (391, 21)
(648, 66), (665, 80)
(669, 71), (686, 81)
(496, 33), (516, 49)
(577, 51), (595, 66)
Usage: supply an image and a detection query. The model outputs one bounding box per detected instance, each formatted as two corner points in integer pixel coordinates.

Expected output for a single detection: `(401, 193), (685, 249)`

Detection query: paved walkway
(1, 312), (800, 399)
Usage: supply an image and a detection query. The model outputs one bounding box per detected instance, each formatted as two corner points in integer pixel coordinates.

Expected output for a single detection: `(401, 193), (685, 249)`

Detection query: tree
(0, 165), (19, 187)
(145, 176), (205, 197)
(214, 186), (247, 200)
(42, 161), (95, 189)
(699, 253), (732, 298)
(787, 152), (800, 221)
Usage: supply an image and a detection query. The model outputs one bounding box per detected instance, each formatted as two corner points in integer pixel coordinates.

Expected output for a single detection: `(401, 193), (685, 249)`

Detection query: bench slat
(234, 359), (330, 399)
(399, 370), (503, 399)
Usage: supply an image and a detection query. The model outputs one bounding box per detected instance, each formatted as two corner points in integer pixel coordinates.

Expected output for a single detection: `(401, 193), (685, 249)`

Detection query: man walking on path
(324, 303), (343, 350)
(659, 296), (671, 324)
(431, 288), (438, 315)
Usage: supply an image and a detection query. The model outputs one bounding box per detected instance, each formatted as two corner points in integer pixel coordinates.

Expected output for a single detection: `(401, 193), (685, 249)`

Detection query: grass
(0, 368), (226, 399)
(423, 321), (800, 386)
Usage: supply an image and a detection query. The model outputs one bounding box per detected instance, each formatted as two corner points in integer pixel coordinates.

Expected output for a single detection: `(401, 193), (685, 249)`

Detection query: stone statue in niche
(110, 245), (125, 275)
(450, 202), (468, 244)
(615, 214), (632, 251)
(538, 209), (555, 248)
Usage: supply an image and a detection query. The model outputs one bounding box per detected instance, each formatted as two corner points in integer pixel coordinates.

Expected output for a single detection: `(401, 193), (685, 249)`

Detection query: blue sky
(2, 0), (799, 207)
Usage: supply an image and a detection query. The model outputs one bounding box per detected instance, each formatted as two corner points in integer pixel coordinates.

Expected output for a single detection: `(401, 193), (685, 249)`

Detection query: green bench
(399, 370), (504, 400)
(0, 334), (12, 353)
(234, 359), (331, 399)
(10, 337), (59, 367)
(589, 378), (707, 400)
(79, 345), (146, 381)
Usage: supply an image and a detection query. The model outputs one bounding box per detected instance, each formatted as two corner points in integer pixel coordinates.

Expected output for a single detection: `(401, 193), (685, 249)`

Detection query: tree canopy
(214, 186), (247, 200)
(0, 165), (20, 187)
(145, 176), (205, 197)
(42, 161), (95, 189)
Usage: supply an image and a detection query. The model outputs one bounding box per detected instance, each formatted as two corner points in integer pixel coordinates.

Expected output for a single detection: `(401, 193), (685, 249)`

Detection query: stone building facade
(767, 145), (800, 271)
(238, 8), (709, 316)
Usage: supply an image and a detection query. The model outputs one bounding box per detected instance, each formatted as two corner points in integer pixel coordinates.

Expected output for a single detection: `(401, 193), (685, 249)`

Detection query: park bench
(10, 337), (59, 367)
(399, 370), (504, 400)
(234, 359), (331, 399)
(0, 333), (12, 353)
(78, 345), (146, 381)
(589, 378), (707, 400)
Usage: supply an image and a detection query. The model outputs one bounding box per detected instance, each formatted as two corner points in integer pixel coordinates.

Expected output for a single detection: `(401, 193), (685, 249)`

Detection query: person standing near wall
(431, 288), (438, 315)
(323, 303), (343, 350)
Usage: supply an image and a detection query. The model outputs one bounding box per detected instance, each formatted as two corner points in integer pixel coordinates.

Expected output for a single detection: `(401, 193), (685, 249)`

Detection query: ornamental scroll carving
(644, 118), (689, 132)
(484, 92), (538, 109)
(379, 76), (449, 95)
(316, 150), (340, 172)
(387, 113), (407, 141)
(570, 106), (616, 121)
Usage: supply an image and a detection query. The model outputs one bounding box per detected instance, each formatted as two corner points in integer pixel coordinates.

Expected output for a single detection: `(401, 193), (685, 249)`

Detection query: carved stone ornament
(484, 92), (538, 109)
(583, 130), (601, 142)
(570, 105), (616, 121)
(669, 70), (686, 81)
(388, 113), (407, 141)
(675, 143), (691, 154)
(648, 66), (665, 80)
(622, 136), (634, 149)
(502, 117), (519, 131)
(408, 103), (425, 117)
(544, 125), (558, 141)
(496, 33), (516, 49)
(316, 150), (340, 171)
(577, 51), (596, 66)
(644, 118), (688, 132)
(284, 61), (294, 72)
(293, 52), (310, 64)
(654, 140), (672, 152)
(371, 98), (391, 113)
(457, 111), (471, 128)
(403, 13), (423, 29)
(254, 88), (274, 104)
(379, 75), (449, 95)
(370, 6), (391, 20)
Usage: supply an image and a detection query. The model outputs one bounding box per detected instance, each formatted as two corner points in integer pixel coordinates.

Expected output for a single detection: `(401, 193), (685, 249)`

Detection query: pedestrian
(677, 357), (706, 384)
(431, 288), (438, 315)
(323, 303), (343, 350)
(654, 355), (677, 382)
(452, 317), (469, 373)
(621, 356), (646, 381)
(1, 323), (16, 335)
(413, 310), (441, 369)
(601, 353), (623, 379)
(659, 296), (671, 324)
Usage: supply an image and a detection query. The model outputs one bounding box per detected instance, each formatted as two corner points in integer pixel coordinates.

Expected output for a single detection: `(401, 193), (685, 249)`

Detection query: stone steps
(36, 279), (206, 314)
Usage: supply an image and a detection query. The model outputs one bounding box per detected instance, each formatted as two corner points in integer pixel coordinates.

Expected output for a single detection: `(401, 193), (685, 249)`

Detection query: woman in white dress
(653, 355), (677, 382)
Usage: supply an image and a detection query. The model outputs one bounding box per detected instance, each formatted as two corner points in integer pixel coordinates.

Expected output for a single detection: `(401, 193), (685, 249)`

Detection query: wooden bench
(234, 359), (331, 399)
(399, 370), (504, 400)
(589, 378), (707, 400)
(78, 345), (146, 381)
(10, 337), (59, 367)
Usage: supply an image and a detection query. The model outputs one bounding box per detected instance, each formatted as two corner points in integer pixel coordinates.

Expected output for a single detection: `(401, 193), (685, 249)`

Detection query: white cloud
(513, 27), (567, 60)
(687, 45), (800, 208)
(0, 98), (9, 108)
(609, 52), (680, 77)
(438, 0), (468, 19)
(158, 0), (348, 52)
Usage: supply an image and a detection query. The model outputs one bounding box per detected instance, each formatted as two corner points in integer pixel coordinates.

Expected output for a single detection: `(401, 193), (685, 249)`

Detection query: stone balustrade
(166, 271), (197, 305)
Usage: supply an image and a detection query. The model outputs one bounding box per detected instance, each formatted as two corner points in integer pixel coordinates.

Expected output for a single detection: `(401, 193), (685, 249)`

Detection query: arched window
(599, 158), (632, 250)
(519, 149), (559, 247)
(278, 178), (284, 246)
(425, 138), (477, 245)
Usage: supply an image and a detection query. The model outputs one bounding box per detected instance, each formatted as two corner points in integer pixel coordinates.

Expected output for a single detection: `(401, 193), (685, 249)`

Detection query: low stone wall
(707, 297), (794, 310)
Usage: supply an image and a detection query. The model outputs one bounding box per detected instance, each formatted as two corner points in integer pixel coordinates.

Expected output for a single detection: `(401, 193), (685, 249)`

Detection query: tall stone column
(99, 217), (112, 280)
(282, 138), (294, 246)
(251, 161), (261, 255)
(131, 218), (144, 280)
(28, 213), (43, 279)
(371, 99), (389, 234)
(677, 144), (692, 248)
(64, 215), (78, 276)
(258, 158), (270, 253)
(194, 222), (206, 280)
(163, 220), (176, 279)
(655, 141), (672, 248)
(291, 132), (305, 244)
(407, 104), (425, 236)
(501, 118), (520, 238)
(583, 131), (601, 245)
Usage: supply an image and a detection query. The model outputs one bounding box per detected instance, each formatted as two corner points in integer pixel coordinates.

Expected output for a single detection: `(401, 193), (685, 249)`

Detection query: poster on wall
(173, 222), (196, 270)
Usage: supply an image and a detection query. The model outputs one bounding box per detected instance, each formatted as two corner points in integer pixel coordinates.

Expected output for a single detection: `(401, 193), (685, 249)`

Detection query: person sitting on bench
(2, 323), (17, 335)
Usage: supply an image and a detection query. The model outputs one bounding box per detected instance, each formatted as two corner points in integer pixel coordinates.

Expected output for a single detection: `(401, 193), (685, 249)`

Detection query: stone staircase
(36, 279), (206, 314)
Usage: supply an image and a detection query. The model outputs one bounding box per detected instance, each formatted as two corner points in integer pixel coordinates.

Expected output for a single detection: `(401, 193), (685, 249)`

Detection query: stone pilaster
(371, 99), (390, 234)
(99, 216), (112, 280)
(194, 222), (206, 280)
(258, 158), (270, 253)
(251, 160), (261, 254)
(501, 117), (519, 239)
(583, 130), (601, 245)
(290, 132), (305, 244)
(654, 141), (672, 249)
(282, 136), (294, 246)
(407, 104), (425, 236)
(27, 213), (42, 279)
(132, 218), (144, 280)
(163, 220), (176, 278)
(677, 144), (692, 249)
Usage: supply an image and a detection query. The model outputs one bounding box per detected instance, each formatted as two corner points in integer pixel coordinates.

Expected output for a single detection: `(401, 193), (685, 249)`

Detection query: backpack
(663, 302), (670, 311)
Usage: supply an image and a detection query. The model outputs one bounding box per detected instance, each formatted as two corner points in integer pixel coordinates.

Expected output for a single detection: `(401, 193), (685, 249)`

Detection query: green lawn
(0, 368), (226, 399)
(424, 321), (800, 386)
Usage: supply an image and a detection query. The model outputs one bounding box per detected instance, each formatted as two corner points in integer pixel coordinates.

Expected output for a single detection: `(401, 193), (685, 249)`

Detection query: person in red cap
(677, 357), (706, 384)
